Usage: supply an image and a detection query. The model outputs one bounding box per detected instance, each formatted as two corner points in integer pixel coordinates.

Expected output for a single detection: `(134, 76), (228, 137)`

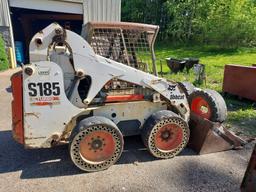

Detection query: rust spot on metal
(86, 21), (159, 32)
(25, 112), (40, 118)
(150, 79), (161, 84)
(24, 136), (47, 140)
(188, 113), (245, 155)
(51, 134), (60, 141)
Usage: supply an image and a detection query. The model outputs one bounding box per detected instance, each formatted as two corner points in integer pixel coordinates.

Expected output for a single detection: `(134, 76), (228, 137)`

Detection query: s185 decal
(28, 82), (60, 97)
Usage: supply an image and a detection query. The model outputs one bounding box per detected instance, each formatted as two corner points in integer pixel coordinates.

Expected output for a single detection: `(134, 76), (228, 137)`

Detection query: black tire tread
(69, 116), (124, 172)
(69, 116), (118, 142)
(188, 89), (227, 122)
(141, 110), (189, 159)
(141, 110), (178, 148)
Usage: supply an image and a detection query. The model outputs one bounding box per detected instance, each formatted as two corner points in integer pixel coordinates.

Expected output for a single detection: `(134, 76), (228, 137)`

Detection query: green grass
(155, 44), (256, 137)
(0, 35), (9, 71)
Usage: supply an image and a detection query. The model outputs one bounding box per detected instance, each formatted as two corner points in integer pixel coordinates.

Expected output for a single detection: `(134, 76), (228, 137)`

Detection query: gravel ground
(0, 69), (254, 192)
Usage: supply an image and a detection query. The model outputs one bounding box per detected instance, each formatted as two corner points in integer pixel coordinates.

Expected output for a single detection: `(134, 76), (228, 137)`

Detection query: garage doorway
(10, 7), (83, 64)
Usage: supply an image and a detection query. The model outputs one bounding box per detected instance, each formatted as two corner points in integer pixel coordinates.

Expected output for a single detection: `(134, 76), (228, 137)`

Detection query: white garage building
(0, 0), (121, 66)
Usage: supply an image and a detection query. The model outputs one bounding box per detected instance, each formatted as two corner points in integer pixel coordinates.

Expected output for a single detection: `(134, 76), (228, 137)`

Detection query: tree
(121, 0), (256, 47)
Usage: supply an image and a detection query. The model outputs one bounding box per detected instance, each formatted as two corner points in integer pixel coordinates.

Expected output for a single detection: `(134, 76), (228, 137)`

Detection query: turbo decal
(30, 96), (60, 106)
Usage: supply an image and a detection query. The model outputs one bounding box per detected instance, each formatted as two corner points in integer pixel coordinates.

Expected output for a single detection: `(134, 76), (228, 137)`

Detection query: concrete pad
(0, 69), (253, 192)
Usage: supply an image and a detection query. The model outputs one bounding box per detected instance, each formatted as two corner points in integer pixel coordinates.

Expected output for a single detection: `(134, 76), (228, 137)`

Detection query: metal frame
(82, 22), (160, 75)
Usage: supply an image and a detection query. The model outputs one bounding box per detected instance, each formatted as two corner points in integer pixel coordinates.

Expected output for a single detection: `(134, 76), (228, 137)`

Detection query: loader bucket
(188, 113), (246, 155)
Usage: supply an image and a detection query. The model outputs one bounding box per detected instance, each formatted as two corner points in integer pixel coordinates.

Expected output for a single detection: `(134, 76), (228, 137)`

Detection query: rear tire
(188, 89), (227, 122)
(69, 116), (124, 172)
(141, 110), (190, 159)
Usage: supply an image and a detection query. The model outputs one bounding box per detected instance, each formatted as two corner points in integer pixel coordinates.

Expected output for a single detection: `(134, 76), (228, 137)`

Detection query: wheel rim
(191, 96), (211, 119)
(79, 131), (115, 164)
(154, 124), (183, 152)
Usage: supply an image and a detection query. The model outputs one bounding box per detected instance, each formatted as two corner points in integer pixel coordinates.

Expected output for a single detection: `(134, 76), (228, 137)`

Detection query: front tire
(141, 110), (190, 159)
(188, 89), (227, 122)
(69, 116), (124, 172)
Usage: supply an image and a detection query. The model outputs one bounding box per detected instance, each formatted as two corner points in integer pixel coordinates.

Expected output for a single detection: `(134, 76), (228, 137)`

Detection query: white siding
(9, 0), (83, 14)
(0, 0), (11, 26)
(7, 0), (121, 23)
(58, 0), (83, 3)
(83, 0), (121, 24)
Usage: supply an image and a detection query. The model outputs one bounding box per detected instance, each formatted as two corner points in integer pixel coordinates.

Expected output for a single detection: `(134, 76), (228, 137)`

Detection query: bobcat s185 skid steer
(11, 22), (234, 172)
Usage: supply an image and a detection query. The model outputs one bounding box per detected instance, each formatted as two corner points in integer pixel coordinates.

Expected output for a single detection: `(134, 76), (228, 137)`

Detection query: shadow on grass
(156, 46), (238, 59)
(0, 131), (195, 179)
(223, 94), (256, 137)
(224, 94), (256, 112)
(155, 45), (256, 59)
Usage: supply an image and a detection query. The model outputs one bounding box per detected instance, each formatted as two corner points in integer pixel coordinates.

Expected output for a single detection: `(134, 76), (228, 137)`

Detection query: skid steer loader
(11, 22), (241, 172)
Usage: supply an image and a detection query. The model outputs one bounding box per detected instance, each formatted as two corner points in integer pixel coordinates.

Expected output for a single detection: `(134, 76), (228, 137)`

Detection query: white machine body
(18, 23), (189, 148)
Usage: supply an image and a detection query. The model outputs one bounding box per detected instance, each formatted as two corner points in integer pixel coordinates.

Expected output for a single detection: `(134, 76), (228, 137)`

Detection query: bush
(0, 35), (9, 71)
